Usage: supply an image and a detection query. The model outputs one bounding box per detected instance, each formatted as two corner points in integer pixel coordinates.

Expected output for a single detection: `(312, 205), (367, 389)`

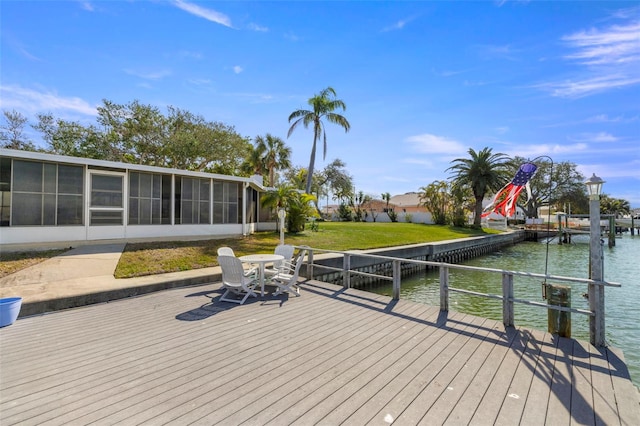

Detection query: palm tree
(240, 144), (266, 178)
(288, 87), (350, 194)
(260, 184), (298, 234)
(447, 147), (510, 227)
(255, 133), (291, 187)
(418, 181), (451, 225)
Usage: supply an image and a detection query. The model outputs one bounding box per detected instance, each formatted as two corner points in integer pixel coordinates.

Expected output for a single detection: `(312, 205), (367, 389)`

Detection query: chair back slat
(273, 244), (294, 269)
(218, 255), (245, 284)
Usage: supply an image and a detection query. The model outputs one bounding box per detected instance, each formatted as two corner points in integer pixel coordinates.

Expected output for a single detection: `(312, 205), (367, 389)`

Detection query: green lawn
(115, 222), (498, 278)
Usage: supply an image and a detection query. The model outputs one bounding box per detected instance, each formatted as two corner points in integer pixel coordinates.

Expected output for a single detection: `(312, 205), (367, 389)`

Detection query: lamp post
(277, 208), (286, 245)
(586, 173), (605, 346)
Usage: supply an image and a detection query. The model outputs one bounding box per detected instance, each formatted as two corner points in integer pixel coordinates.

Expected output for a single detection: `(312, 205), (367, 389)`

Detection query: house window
(8, 160), (83, 226)
(0, 158), (11, 226)
(175, 176), (210, 224)
(213, 182), (240, 224)
(128, 172), (171, 225)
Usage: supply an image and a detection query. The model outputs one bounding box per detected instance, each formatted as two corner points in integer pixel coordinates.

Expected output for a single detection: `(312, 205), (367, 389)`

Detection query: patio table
(238, 254), (284, 297)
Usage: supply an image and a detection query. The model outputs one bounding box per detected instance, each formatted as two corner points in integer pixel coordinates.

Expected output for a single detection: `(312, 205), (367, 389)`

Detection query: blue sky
(2, 1), (639, 207)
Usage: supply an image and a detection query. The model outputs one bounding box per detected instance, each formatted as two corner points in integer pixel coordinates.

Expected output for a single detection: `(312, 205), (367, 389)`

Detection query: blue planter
(0, 297), (22, 327)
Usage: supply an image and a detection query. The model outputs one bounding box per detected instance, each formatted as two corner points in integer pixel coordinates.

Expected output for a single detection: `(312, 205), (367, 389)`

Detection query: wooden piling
(547, 284), (571, 338)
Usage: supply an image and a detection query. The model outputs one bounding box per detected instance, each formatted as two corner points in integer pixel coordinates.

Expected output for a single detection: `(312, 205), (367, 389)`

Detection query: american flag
(482, 162), (538, 218)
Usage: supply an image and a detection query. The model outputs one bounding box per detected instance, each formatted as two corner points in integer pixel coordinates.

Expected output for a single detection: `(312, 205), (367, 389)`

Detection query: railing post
(392, 259), (401, 300)
(502, 272), (514, 327)
(589, 197), (605, 347)
(439, 265), (449, 311)
(343, 253), (351, 289)
(306, 248), (313, 279)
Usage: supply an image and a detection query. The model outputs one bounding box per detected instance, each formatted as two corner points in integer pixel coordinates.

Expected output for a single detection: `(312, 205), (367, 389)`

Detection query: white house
(0, 149), (276, 248)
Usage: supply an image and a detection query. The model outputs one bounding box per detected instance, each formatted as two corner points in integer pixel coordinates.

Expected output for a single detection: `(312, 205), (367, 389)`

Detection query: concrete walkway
(0, 244), (221, 318)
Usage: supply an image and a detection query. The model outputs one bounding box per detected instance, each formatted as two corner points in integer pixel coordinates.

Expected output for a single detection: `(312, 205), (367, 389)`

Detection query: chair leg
(220, 288), (241, 304)
(220, 287), (257, 304)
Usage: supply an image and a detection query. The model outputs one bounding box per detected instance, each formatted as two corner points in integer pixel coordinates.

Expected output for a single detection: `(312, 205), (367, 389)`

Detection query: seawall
(306, 230), (526, 287)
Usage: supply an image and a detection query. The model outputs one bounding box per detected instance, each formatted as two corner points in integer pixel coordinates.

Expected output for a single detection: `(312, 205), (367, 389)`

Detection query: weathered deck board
(1, 279), (638, 425)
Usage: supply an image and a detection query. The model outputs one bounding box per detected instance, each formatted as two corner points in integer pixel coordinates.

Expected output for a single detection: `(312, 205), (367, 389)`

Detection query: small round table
(238, 254), (284, 296)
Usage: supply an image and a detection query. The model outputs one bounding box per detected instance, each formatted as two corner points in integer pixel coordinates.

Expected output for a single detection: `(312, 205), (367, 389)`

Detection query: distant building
(357, 192), (432, 223)
(389, 192), (429, 214)
(0, 149), (276, 248)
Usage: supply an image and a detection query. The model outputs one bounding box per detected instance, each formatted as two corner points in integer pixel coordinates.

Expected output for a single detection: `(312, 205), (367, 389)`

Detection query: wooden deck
(1, 279), (638, 425)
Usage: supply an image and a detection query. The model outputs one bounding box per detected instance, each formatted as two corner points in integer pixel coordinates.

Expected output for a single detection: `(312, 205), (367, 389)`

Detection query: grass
(114, 222), (499, 278)
(0, 222), (499, 279)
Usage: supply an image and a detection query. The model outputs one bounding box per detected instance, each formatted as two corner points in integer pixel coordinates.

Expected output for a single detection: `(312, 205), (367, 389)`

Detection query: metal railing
(294, 245), (620, 346)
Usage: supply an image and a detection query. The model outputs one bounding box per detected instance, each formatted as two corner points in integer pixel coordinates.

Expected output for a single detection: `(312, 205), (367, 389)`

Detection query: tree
(450, 182), (474, 226)
(447, 147), (510, 227)
(34, 113), (118, 160)
(283, 166), (308, 191)
(507, 157), (588, 217)
(316, 159), (353, 216)
(261, 184), (299, 234)
(287, 192), (318, 233)
(380, 192), (398, 222)
(254, 133), (291, 187)
(260, 184), (298, 211)
(240, 142), (267, 178)
(283, 159), (354, 217)
(349, 190), (371, 222)
(287, 87), (350, 194)
(0, 110), (35, 151)
(600, 195), (630, 218)
(33, 99), (252, 174)
(260, 184), (316, 233)
(419, 181), (452, 225)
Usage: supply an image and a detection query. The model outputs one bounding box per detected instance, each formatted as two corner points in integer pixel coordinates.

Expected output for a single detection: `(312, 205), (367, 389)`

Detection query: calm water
(368, 233), (640, 386)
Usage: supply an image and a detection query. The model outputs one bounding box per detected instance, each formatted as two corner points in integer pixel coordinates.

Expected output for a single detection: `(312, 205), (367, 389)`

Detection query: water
(368, 233), (640, 386)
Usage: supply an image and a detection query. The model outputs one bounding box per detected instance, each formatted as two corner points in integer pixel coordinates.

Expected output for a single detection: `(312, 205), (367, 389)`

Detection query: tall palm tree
(288, 87), (350, 194)
(240, 144), (266, 177)
(447, 147), (510, 227)
(255, 133), (291, 187)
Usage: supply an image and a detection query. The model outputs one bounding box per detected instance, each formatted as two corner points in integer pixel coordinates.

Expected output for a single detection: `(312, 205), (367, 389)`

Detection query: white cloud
(563, 21), (640, 66)
(187, 78), (212, 86)
(233, 66), (243, 74)
(178, 50), (203, 60)
(538, 10), (640, 98)
(503, 143), (589, 159)
(571, 132), (619, 143)
(248, 23), (268, 32)
(475, 44), (520, 60)
(405, 133), (467, 155)
(0, 85), (97, 116)
(172, 0), (232, 28)
(78, 1), (94, 12)
(382, 15), (418, 32)
(124, 68), (172, 80)
(535, 74), (640, 98)
(587, 114), (638, 123)
(495, 126), (510, 135)
(284, 32), (299, 42)
(383, 19), (408, 32)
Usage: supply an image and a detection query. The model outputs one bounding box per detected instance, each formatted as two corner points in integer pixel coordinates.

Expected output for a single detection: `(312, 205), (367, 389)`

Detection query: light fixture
(585, 173), (604, 199)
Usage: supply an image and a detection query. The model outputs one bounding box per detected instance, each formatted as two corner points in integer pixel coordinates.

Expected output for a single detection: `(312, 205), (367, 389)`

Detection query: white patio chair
(217, 246), (257, 277)
(218, 255), (258, 304)
(272, 248), (307, 297)
(217, 247), (235, 256)
(264, 244), (295, 278)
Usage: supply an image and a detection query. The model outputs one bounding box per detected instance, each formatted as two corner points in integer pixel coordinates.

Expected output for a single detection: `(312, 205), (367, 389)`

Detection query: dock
(1, 280), (638, 425)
